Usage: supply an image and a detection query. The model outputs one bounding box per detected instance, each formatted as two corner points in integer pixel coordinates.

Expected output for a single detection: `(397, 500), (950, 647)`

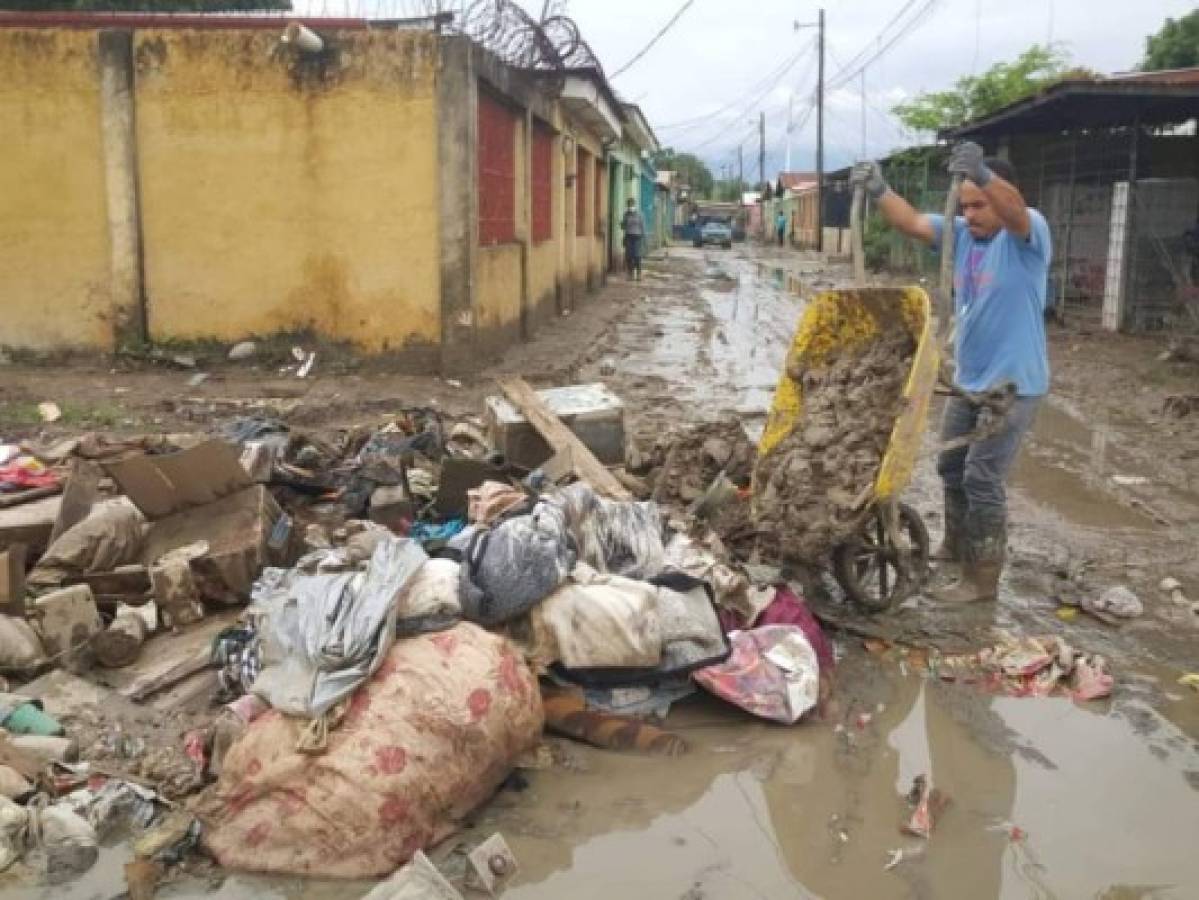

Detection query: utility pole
(758, 111), (765, 191)
(815, 7), (825, 253)
(738, 142), (744, 193)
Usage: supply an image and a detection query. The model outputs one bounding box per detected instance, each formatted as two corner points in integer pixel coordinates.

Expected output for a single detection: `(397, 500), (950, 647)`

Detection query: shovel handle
(850, 182), (867, 287)
(937, 174), (963, 341)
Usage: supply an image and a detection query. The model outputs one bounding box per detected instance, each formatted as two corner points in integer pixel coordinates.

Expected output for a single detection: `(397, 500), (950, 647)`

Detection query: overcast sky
(297, 0), (1196, 176)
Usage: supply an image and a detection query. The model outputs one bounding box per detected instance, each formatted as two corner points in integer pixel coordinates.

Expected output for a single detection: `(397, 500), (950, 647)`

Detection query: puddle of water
(1013, 401), (1167, 531)
(490, 661), (1199, 900)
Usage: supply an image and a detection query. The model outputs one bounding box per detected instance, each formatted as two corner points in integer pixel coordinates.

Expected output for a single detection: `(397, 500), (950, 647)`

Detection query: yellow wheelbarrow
(754, 179), (961, 611)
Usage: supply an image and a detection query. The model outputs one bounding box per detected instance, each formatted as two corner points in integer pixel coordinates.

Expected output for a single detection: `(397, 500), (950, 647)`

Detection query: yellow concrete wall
(133, 29), (440, 352)
(0, 30), (111, 349)
(476, 245), (522, 332)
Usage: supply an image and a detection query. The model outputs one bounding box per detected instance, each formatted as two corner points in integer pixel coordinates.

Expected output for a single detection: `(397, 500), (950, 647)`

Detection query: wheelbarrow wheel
(833, 502), (930, 613)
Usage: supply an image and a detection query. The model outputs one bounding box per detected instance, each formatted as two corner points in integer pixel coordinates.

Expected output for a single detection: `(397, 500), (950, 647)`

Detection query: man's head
(959, 157), (1017, 240)
(626, 198), (635, 209)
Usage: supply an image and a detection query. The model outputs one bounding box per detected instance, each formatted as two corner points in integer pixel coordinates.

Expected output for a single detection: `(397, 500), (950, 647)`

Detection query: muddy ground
(3, 243), (1199, 899)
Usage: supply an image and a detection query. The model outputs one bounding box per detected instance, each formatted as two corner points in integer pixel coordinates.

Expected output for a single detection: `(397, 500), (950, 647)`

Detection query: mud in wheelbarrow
(752, 284), (941, 612)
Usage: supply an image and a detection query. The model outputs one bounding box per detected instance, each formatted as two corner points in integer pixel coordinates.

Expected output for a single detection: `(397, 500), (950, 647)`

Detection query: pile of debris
(754, 330), (915, 560)
(0, 377), (834, 894)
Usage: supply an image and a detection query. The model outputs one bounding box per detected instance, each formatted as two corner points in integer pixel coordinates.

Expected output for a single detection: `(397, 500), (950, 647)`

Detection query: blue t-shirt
(928, 210), (1051, 397)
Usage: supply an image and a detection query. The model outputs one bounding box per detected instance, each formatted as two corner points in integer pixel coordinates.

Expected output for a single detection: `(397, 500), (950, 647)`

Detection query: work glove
(850, 160), (888, 200)
(947, 141), (993, 186)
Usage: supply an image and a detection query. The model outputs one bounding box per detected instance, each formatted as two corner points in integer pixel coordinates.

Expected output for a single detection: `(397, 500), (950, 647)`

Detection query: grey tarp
(250, 535), (427, 717)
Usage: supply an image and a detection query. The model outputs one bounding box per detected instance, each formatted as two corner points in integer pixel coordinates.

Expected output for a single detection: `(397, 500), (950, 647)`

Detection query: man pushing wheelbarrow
(851, 142), (1052, 604)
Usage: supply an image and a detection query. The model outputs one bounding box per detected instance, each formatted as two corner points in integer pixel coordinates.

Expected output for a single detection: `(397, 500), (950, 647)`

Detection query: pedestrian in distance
(851, 142), (1051, 604)
(621, 198), (645, 281)
(775, 209), (787, 247)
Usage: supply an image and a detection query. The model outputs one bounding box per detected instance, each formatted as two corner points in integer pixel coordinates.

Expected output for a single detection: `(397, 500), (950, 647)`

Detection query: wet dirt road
(8, 244), (1199, 900)
(481, 245), (1199, 900)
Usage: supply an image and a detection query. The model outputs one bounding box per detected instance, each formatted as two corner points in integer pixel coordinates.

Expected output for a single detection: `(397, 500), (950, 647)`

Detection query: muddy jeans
(936, 394), (1042, 560)
(623, 235), (642, 276)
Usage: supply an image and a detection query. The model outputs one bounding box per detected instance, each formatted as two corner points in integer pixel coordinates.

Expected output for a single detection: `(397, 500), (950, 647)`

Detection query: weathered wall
(571, 130), (604, 294)
(0, 30), (111, 349)
(527, 113), (563, 325)
(472, 94), (523, 342)
(133, 29), (440, 354)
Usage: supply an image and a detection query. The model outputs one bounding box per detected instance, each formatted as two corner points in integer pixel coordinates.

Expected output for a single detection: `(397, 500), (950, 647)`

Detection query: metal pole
(784, 94), (792, 173)
(816, 7), (825, 253)
(1059, 136), (1077, 317)
(738, 142), (744, 192)
(1121, 116), (1141, 332)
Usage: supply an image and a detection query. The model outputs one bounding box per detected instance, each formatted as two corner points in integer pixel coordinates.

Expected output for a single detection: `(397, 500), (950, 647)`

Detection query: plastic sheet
(551, 483), (665, 579)
(250, 535), (428, 717)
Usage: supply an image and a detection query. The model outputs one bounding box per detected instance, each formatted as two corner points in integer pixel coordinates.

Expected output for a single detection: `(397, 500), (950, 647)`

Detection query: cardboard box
(485, 383), (626, 470)
(104, 440), (286, 599)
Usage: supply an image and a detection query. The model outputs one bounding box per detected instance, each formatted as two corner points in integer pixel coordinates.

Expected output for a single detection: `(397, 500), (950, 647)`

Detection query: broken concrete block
(32, 585), (102, 672)
(485, 383), (626, 469)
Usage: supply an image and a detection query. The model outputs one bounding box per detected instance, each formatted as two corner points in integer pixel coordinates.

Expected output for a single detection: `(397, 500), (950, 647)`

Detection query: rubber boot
(931, 488), (968, 563)
(932, 518), (1004, 604)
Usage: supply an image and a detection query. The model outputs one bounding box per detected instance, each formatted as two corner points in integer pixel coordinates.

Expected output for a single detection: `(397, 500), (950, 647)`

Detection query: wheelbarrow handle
(850, 182), (867, 287)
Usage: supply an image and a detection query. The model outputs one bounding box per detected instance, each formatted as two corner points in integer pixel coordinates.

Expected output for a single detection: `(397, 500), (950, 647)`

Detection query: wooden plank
(0, 484), (62, 510)
(497, 377), (631, 500)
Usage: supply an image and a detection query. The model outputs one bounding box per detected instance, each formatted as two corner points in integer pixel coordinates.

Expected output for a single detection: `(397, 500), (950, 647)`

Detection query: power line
(675, 37), (818, 151)
(655, 44), (812, 132)
(609, 0), (697, 79)
(826, 0), (941, 92)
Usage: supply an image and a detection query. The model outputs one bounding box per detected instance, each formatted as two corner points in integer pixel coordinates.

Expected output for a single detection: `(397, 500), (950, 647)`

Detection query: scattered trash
(466, 832), (518, 895)
(1111, 475), (1148, 487)
(902, 774), (949, 838)
(227, 341), (257, 361)
(27, 795), (99, 882)
(884, 845), (925, 870)
(1177, 673), (1199, 691)
(940, 633), (1113, 701)
(1159, 577), (1189, 607)
(38, 402), (62, 424)
(186, 372), (209, 388)
(361, 850), (464, 899)
(1082, 585), (1143, 619)
(296, 351), (317, 379)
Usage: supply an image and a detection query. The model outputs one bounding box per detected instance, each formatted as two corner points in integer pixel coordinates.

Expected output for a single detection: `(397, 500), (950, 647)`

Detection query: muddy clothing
(928, 210), (1051, 397)
(937, 393), (1041, 562)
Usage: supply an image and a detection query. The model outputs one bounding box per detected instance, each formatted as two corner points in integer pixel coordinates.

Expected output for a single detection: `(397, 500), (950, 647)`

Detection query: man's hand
(947, 142), (992, 186)
(850, 161), (888, 200)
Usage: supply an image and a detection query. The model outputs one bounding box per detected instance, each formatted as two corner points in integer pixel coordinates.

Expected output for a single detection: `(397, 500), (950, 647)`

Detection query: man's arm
(877, 191), (936, 245)
(851, 161), (935, 245)
(979, 175), (1030, 239)
(948, 142), (1030, 239)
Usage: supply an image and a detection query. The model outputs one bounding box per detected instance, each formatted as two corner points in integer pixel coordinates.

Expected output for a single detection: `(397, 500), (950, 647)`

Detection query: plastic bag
(551, 483), (665, 579)
(250, 535), (428, 717)
(693, 626), (820, 724)
(0, 795), (28, 872)
(27, 796), (98, 882)
(0, 615), (45, 670)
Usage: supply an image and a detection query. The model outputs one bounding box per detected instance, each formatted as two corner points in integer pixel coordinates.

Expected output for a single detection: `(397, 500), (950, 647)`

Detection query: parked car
(695, 220), (733, 249)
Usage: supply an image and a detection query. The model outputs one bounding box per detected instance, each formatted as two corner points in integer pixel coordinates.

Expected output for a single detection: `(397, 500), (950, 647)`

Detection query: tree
(651, 147), (714, 198)
(892, 45), (1093, 134)
(0, 1), (289, 9)
(1142, 11), (1199, 71)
